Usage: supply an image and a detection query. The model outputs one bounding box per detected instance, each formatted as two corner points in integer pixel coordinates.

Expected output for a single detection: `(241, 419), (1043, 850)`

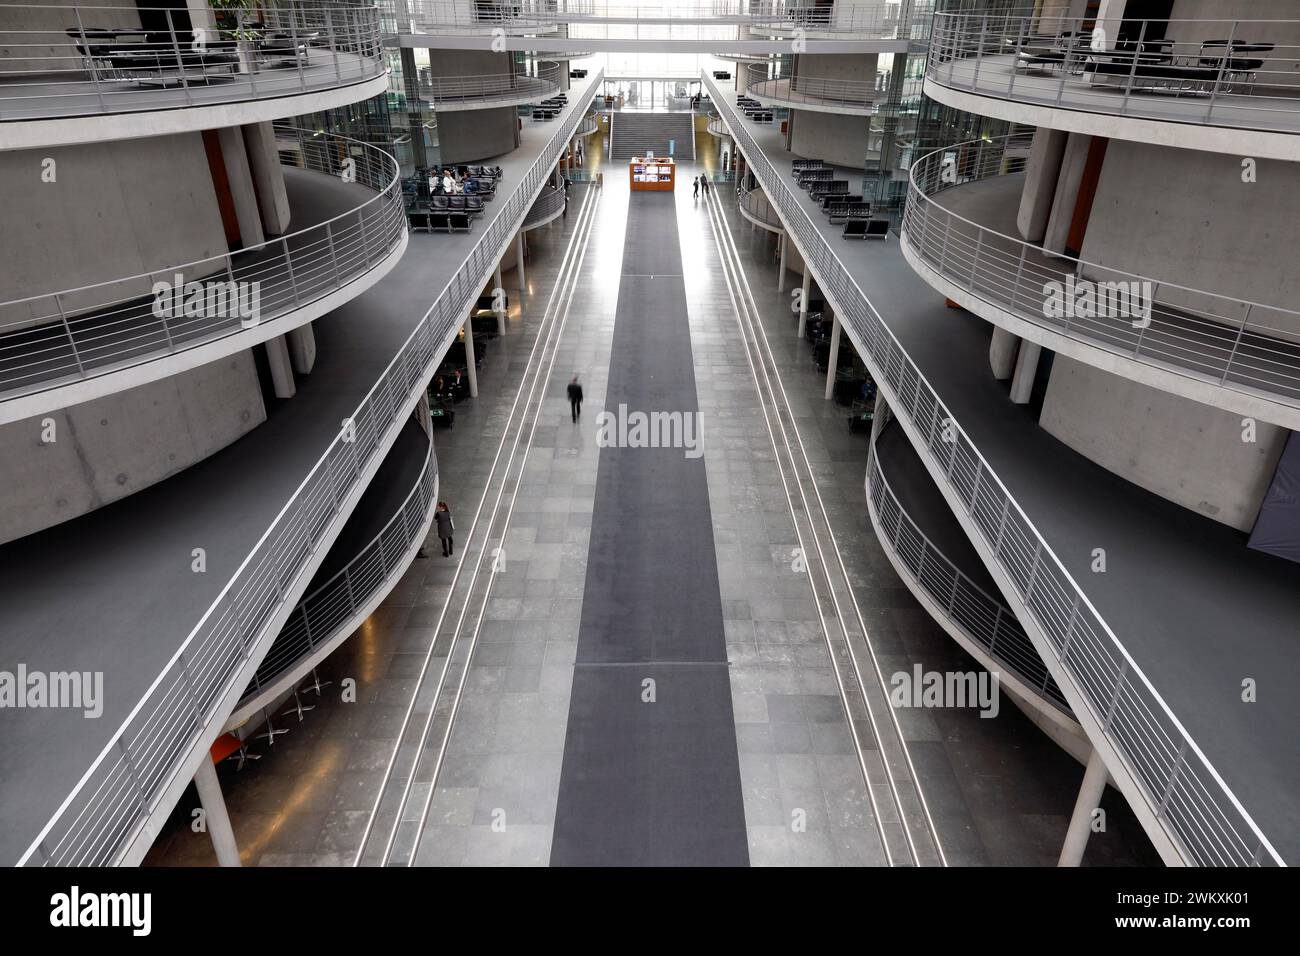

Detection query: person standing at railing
(435, 502), (455, 558)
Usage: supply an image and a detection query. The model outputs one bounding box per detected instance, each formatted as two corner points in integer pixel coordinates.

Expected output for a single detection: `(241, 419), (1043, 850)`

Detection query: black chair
(431, 196), (450, 212)
(449, 212), (472, 233)
(407, 210), (432, 232)
(448, 196), (467, 211)
(466, 196), (485, 218)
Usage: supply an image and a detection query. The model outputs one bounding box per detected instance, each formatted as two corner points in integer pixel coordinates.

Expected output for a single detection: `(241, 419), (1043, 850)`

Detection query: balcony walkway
(0, 89), (592, 865)
(731, 92), (1300, 863)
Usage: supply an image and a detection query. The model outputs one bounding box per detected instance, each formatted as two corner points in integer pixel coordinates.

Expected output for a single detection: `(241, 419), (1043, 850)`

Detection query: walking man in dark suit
(567, 375), (583, 423)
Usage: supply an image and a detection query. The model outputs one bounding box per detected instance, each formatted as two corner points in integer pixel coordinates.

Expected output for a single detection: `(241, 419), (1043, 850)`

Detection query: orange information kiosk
(629, 156), (676, 192)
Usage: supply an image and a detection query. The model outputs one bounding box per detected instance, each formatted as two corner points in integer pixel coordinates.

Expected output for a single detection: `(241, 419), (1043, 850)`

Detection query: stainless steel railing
(867, 436), (1070, 715)
(705, 115), (726, 136)
(17, 70), (602, 867)
(927, 9), (1300, 136)
(523, 183), (566, 228)
(737, 180), (781, 230)
(418, 60), (561, 107)
(235, 430), (439, 716)
(705, 72), (1282, 867)
(0, 1), (384, 122)
(745, 60), (882, 111)
(903, 133), (1300, 410)
(0, 128), (406, 409)
(384, 0), (924, 37)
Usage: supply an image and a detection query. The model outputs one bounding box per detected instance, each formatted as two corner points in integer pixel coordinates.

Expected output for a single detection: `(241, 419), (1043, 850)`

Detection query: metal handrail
(418, 60), (561, 106)
(523, 183), (565, 228)
(705, 115), (726, 136)
(705, 72), (1282, 867)
(236, 430), (438, 713)
(867, 436), (1071, 715)
(384, 0), (923, 36)
(575, 114), (598, 136)
(17, 69), (603, 867)
(745, 60), (881, 110)
(0, 128), (406, 406)
(737, 180), (781, 230)
(903, 133), (1300, 409)
(0, 1), (384, 122)
(928, 9), (1300, 136)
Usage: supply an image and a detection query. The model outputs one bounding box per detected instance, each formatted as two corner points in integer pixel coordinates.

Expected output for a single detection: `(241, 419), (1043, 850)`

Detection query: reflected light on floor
(239, 745), (344, 864)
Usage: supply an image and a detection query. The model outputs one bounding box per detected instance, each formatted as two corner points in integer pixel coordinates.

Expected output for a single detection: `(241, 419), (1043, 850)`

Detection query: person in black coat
(434, 501), (454, 557)
(567, 375), (583, 423)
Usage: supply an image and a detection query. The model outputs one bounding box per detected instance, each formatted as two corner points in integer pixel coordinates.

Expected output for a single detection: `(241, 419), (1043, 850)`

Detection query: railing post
(1119, 17), (1148, 116)
(53, 294), (87, 377)
(971, 14), (987, 88)
(1156, 739), (1189, 818)
(325, 222), (343, 288)
(282, 237), (301, 305)
(1206, 20), (1238, 124)
(1220, 303), (1252, 385)
(73, 8), (109, 113)
(1103, 661), (1127, 731)
(164, 8), (193, 108)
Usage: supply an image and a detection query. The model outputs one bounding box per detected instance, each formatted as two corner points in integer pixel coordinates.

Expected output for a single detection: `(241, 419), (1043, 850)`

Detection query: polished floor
(143, 128), (1158, 867)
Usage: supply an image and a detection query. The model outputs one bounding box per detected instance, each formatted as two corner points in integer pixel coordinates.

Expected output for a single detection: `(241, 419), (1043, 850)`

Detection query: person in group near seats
(567, 374), (583, 423)
(463, 177), (477, 195)
(432, 374), (446, 400)
(693, 176), (700, 199)
(434, 501), (455, 557)
(452, 368), (467, 400)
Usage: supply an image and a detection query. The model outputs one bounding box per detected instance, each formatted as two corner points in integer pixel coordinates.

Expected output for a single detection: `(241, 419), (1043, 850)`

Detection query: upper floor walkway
(926, 9), (1300, 162)
(1, 72), (602, 867)
(0, 2), (387, 150)
(707, 72), (1299, 866)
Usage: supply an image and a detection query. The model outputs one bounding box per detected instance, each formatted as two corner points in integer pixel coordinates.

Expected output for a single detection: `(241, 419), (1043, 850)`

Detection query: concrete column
(516, 233), (526, 294)
(824, 312), (841, 401)
(463, 319), (478, 398)
(1009, 340), (1041, 404)
(494, 265), (506, 335)
(989, 326), (1020, 381)
(265, 335), (295, 399)
(778, 232), (788, 293)
(287, 324), (316, 375)
(193, 757), (240, 867)
(1058, 747), (1109, 867)
(243, 121), (291, 235)
(797, 269), (811, 338)
(1016, 126), (1068, 243)
(217, 126), (265, 249)
(1043, 133), (1093, 256)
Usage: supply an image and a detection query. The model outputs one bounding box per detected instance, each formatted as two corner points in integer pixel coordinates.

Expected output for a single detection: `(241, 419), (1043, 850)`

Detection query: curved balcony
(745, 61), (879, 115)
(704, 71), (1285, 867)
(0, 2), (387, 149)
(523, 183), (566, 229)
(417, 62), (560, 111)
(901, 134), (1300, 429)
(868, 426), (1073, 723)
(705, 114), (727, 137)
(926, 11), (1300, 162)
(575, 113), (599, 137)
(736, 181), (781, 232)
(0, 129), (407, 425)
(14, 71), (603, 867)
(228, 419), (438, 728)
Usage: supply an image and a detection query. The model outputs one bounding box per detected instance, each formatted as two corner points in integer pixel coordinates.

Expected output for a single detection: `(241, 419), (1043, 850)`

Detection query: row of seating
(791, 157), (826, 177)
(67, 25), (315, 85)
(407, 211), (474, 233)
(843, 218), (890, 240)
(808, 180), (849, 200)
(735, 95), (774, 123)
(430, 195), (485, 215)
(570, 69), (589, 79)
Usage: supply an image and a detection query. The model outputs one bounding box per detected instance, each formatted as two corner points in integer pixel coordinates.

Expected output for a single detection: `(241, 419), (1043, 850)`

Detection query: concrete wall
(437, 106), (519, 165)
(0, 351), (267, 544)
(0, 134), (228, 329)
(793, 52), (878, 85)
(789, 109), (869, 169)
(422, 48), (511, 80)
(0, 0), (141, 74)
(1079, 139), (1300, 337)
(1040, 355), (1287, 531)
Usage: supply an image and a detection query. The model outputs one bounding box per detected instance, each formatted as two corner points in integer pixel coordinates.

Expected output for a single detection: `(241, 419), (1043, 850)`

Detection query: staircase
(609, 112), (696, 162)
